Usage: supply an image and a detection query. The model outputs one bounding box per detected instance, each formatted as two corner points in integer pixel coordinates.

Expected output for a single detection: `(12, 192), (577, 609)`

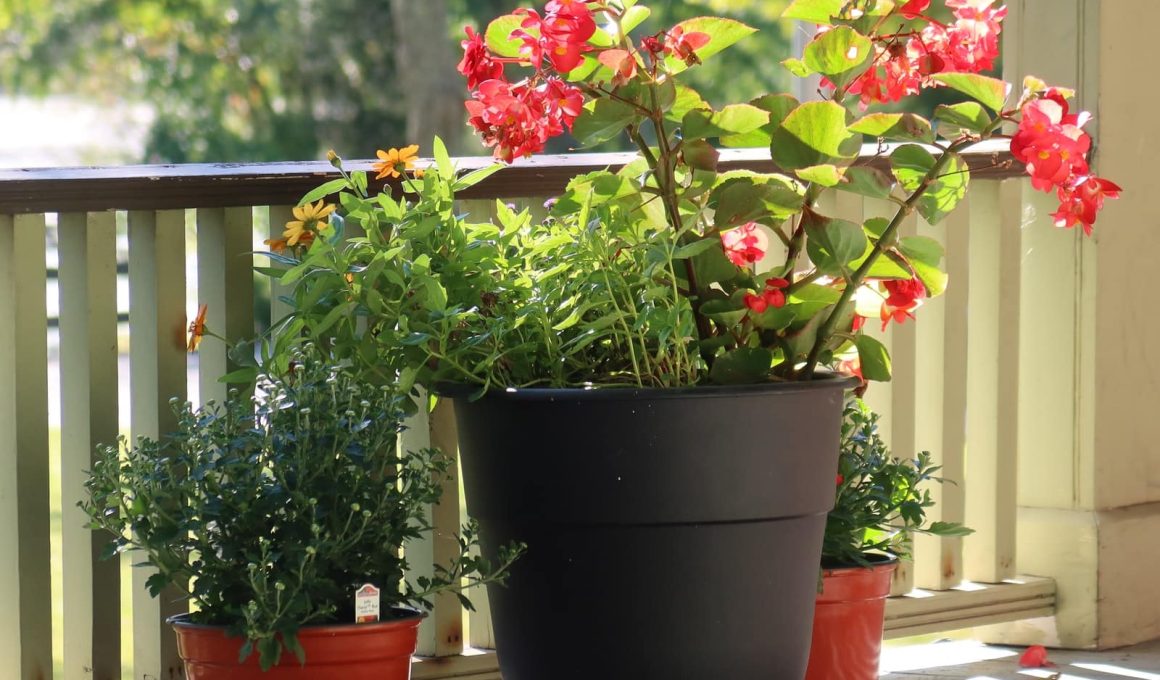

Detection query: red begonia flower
(720, 223), (768, 267)
(458, 26), (505, 89)
(1018, 645), (1052, 668)
(879, 277), (926, 330)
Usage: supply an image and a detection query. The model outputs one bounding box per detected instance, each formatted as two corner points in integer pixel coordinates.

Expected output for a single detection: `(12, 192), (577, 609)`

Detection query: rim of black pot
(434, 371), (860, 402)
(167, 606), (427, 630)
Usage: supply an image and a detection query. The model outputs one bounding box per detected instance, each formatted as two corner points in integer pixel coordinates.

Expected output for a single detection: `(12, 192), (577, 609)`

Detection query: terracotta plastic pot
(805, 556), (899, 680)
(170, 608), (423, 680)
(446, 376), (855, 680)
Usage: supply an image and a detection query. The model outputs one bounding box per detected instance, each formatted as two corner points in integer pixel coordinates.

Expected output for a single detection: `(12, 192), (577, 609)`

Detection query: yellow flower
(283, 200), (336, 246)
(373, 144), (420, 180)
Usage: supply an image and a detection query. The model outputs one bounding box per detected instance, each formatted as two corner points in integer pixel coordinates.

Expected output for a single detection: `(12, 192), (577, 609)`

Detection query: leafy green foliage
(824, 400), (972, 567)
(82, 346), (521, 669)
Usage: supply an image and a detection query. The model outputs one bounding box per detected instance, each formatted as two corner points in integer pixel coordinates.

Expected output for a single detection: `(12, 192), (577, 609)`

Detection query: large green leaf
(929, 73), (1010, 113)
(710, 175), (805, 226)
(898, 235), (944, 267)
(721, 94), (799, 148)
(803, 26), (873, 90)
(683, 104), (771, 140)
(933, 102), (992, 137)
(796, 164), (844, 187)
(890, 145), (970, 225)
(771, 101), (861, 171)
(835, 166), (895, 199)
(701, 298), (748, 327)
(667, 84), (709, 123)
(854, 334), (892, 381)
(664, 17), (758, 75)
(849, 113), (934, 143)
(805, 212), (868, 276)
(782, 0), (845, 23)
(709, 347), (773, 384)
(484, 15), (523, 58)
(572, 98), (637, 147)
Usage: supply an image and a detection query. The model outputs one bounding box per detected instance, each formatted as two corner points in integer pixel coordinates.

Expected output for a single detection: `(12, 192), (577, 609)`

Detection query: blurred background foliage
(0, 0), (794, 163)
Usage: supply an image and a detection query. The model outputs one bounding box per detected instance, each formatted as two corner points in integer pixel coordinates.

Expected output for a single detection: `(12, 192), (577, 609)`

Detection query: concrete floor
(880, 638), (1160, 678)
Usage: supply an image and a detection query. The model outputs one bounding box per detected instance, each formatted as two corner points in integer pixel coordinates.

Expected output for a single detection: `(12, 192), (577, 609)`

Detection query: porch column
(978, 0), (1160, 649)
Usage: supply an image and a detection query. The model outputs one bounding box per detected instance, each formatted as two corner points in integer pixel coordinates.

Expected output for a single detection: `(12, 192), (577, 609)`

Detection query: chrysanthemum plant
(452, 0), (1119, 384)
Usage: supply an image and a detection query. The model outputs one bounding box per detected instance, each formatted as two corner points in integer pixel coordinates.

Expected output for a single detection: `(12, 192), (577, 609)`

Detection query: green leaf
(933, 102), (992, 137)
(709, 347), (773, 384)
(782, 0), (845, 24)
(849, 113), (934, 143)
(721, 94), (799, 148)
(835, 166), (895, 199)
(854, 334), (891, 381)
(664, 17), (758, 75)
(898, 236), (944, 267)
(795, 164), (844, 187)
(890, 145), (970, 225)
(805, 212), (868, 275)
(803, 26), (873, 90)
(572, 98), (637, 147)
(298, 178), (349, 205)
(771, 101), (861, 171)
(781, 57), (813, 78)
(683, 104), (770, 140)
(432, 136), (453, 179)
(682, 139), (719, 171)
(701, 298), (748, 327)
(485, 15), (523, 58)
(710, 175), (805, 226)
(929, 73), (1010, 113)
(910, 258), (949, 297)
(668, 84), (709, 123)
(452, 163), (505, 191)
(621, 5), (651, 33)
(673, 238), (719, 260)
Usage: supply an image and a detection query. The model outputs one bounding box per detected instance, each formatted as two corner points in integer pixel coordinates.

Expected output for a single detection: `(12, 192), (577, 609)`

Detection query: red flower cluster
(829, 0), (1007, 107)
(1011, 89), (1120, 235)
(744, 277), (790, 313)
(663, 25), (710, 66)
(513, 0), (597, 73)
(880, 277), (926, 330)
(721, 222), (768, 267)
(465, 77), (584, 162)
(458, 1), (594, 161)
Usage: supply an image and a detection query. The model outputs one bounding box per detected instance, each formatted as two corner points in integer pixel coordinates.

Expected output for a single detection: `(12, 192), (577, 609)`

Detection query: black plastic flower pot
(445, 376), (854, 680)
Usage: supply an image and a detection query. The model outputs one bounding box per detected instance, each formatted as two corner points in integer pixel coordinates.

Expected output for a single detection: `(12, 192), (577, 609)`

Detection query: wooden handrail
(0, 140), (1021, 214)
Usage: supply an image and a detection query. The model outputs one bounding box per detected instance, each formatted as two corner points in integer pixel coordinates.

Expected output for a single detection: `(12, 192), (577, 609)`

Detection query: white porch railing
(0, 143), (1060, 680)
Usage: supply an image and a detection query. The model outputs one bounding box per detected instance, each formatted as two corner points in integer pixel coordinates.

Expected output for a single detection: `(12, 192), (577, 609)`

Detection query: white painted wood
(888, 211), (920, 598)
(267, 205), (295, 326)
(884, 576), (1056, 640)
(11, 213), (54, 680)
(58, 211), (122, 680)
(914, 206), (966, 591)
(196, 206), (255, 406)
(963, 181), (1019, 583)
(0, 214), (24, 679)
(861, 198), (896, 456)
(403, 396), (466, 658)
(127, 209), (188, 680)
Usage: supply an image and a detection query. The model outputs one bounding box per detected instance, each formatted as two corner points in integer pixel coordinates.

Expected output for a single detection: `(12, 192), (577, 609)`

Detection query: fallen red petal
(1019, 644), (1052, 667)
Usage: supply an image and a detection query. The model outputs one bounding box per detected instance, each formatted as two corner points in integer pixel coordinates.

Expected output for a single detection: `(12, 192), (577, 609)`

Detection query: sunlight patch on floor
(880, 640), (1019, 673)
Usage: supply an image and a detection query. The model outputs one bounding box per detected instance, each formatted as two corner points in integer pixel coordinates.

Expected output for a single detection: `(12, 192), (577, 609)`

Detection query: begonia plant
(256, 0), (1118, 391)
(449, 0), (1119, 384)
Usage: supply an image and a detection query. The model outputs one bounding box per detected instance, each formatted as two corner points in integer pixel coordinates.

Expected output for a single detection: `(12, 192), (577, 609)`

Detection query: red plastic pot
(804, 556), (898, 680)
(170, 608), (423, 680)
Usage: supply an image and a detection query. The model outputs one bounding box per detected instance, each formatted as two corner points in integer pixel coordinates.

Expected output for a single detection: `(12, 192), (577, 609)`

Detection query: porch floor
(880, 638), (1160, 678)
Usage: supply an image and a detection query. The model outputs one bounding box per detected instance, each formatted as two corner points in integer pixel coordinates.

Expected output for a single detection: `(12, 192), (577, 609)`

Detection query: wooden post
(195, 206), (255, 406)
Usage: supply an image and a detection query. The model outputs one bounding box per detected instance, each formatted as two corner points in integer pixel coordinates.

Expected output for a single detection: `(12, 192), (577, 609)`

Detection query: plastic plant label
(355, 583), (381, 623)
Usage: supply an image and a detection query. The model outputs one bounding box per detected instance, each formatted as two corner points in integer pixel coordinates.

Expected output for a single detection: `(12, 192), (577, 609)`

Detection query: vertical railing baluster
(58, 211), (122, 680)
(127, 209), (188, 679)
(196, 206), (255, 405)
(267, 206), (295, 327)
(913, 203), (968, 591)
(964, 180), (1021, 582)
(9, 213), (55, 680)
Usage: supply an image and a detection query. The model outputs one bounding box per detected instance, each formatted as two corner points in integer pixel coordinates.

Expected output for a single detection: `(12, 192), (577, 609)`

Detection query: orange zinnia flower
(372, 145), (420, 180)
(187, 303), (208, 353)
